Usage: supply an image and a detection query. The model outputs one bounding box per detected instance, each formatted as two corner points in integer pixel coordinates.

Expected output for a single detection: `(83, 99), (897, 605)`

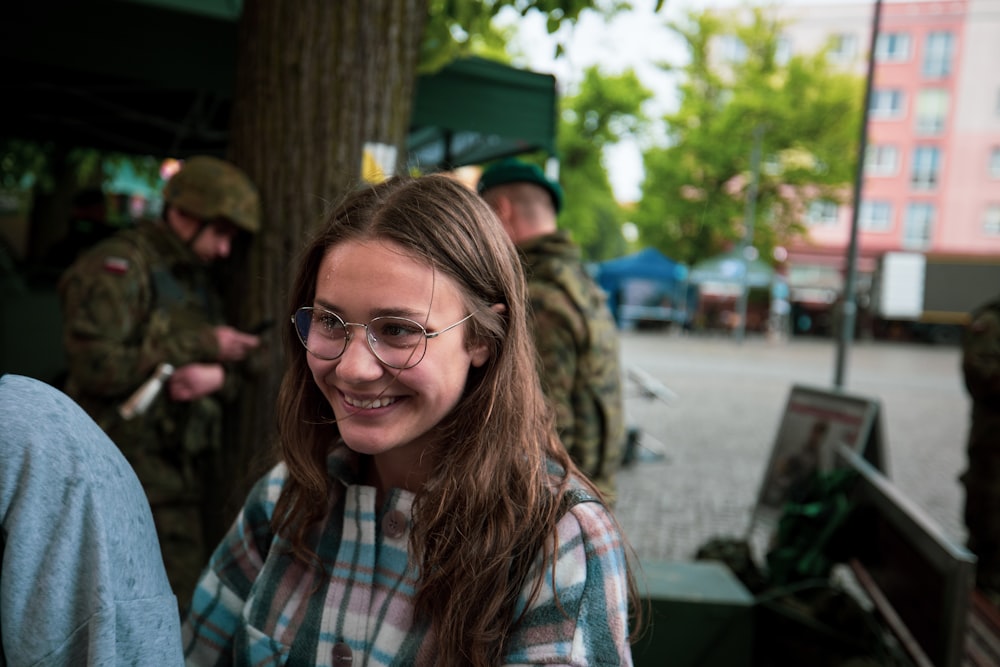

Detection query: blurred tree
(423, 0), (645, 69)
(633, 7), (863, 267)
(558, 66), (652, 261)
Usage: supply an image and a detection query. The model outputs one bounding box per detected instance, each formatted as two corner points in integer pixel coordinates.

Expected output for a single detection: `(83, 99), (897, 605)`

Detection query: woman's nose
(335, 328), (383, 379)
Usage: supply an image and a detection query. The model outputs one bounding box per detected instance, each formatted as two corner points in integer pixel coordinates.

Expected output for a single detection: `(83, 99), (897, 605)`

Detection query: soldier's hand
(214, 325), (261, 362)
(169, 363), (226, 401)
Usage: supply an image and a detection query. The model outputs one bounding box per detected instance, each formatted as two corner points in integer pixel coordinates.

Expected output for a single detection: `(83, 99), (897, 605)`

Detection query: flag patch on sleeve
(103, 257), (130, 274)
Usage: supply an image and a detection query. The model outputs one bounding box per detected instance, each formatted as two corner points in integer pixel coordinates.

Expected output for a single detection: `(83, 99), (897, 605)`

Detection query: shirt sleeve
(182, 466), (283, 665)
(503, 500), (634, 667)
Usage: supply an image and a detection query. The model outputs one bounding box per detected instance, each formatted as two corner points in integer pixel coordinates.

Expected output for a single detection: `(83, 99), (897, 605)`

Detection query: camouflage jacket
(963, 295), (1000, 461)
(519, 231), (625, 498)
(58, 220), (231, 500)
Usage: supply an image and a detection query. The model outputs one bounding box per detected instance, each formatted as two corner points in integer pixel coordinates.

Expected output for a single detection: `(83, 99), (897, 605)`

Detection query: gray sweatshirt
(0, 374), (183, 666)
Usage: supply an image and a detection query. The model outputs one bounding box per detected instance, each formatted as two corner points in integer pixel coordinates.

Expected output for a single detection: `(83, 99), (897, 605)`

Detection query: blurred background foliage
(633, 7), (862, 266)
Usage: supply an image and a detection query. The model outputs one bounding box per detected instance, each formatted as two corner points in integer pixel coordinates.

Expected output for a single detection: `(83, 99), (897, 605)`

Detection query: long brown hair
(274, 174), (636, 665)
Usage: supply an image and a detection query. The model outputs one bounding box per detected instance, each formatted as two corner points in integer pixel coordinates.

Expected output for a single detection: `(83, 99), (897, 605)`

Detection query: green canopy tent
(0, 1), (557, 169)
(688, 248), (775, 290)
(408, 57), (557, 171)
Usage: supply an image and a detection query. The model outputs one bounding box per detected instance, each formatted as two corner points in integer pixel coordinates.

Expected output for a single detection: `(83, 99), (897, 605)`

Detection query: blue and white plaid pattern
(182, 447), (633, 666)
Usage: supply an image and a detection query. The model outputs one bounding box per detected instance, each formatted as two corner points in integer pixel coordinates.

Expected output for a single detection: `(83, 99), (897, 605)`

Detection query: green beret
(478, 158), (563, 214)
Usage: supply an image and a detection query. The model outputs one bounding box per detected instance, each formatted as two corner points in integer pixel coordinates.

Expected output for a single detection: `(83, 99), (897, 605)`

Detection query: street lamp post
(834, 0), (883, 388)
(735, 123), (765, 344)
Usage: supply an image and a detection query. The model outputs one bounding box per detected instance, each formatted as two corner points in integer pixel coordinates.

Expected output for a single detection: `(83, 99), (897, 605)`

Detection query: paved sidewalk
(612, 331), (970, 563)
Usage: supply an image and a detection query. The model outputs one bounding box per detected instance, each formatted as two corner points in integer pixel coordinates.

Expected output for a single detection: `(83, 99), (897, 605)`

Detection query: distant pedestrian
(478, 158), (625, 499)
(960, 293), (1000, 595)
(58, 156), (263, 610)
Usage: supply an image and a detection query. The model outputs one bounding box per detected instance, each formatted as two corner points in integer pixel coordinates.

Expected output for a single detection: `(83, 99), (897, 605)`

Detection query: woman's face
(306, 239), (489, 465)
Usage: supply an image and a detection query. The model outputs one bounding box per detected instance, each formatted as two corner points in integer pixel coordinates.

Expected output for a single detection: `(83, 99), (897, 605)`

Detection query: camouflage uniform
(519, 230), (625, 499)
(57, 156), (260, 610)
(961, 295), (1000, 591)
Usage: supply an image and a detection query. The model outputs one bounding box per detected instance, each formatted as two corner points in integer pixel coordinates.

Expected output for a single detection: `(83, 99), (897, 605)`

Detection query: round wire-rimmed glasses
(291, 306), (476, 369)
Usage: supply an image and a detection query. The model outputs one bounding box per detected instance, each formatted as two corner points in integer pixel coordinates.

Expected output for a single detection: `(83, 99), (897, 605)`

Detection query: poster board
(752, 384), (884, 527)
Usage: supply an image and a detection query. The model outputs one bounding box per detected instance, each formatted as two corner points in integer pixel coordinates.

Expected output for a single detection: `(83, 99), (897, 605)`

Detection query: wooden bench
(965, 590), (1000, 666)
(835, 444), (1000, 667)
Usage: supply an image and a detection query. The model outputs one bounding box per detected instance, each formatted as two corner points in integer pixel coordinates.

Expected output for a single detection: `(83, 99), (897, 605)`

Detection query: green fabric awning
(0, 2), (557, 170)
(408, 57), (557, 170)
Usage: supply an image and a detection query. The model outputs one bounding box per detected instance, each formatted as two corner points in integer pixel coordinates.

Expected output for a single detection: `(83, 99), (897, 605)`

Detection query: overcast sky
(500, 0), (868, 202)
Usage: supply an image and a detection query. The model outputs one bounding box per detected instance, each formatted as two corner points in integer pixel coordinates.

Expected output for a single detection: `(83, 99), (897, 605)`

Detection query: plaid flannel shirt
(182, 446), (633, 666)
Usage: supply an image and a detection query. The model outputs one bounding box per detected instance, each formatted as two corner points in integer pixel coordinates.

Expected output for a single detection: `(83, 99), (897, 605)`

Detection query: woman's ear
(469, 303), (506, 368)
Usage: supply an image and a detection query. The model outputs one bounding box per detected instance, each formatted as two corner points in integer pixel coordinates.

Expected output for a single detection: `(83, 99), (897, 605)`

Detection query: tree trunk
(214, 0), (429, 528)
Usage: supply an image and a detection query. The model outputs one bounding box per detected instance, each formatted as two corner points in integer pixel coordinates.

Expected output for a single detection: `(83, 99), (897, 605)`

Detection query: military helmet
(163, 156), (261, 233)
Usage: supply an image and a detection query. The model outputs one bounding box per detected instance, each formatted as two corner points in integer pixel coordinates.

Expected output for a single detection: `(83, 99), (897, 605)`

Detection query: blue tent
(596, 248), (689, 328)
(597, 248), (685, 287)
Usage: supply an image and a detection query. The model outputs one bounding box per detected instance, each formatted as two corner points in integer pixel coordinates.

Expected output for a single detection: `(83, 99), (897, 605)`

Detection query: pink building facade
(774, 0), (1000, 323)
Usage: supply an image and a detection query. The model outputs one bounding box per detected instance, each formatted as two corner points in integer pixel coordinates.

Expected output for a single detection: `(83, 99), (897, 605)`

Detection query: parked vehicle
(870, 251), (1000, 344)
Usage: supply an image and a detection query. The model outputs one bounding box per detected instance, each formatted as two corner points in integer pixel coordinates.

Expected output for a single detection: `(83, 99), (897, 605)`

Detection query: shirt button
(384, 509), (408, 539)
(332, 641), (353, 664)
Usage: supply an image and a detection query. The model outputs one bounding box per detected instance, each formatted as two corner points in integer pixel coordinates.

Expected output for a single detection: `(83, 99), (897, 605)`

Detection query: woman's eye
(378, 319), (422, 339)
(318, 315), (345, 334)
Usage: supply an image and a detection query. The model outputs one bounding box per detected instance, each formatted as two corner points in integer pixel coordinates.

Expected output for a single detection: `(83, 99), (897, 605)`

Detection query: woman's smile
(341, 391), (400, 411)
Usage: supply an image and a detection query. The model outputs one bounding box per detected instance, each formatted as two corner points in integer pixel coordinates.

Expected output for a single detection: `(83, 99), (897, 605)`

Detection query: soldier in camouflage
(479, 159), (625, 500)
(58, 156), (262, 610)
(961, 294), (1000, 594)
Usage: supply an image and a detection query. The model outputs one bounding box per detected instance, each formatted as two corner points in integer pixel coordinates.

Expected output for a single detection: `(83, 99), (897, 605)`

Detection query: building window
(807, 200), (839, 226)
(903, 203), (935, 249)
(865, 145), (899, 176)
(859, 201), (892, 231)
(923, 32), (954, 78)
(985, 205), (1000, 236)
(990, 147), (1000, 178)
(876, 32), (911, 62)
(911, 146), (941, 190)
(828, 33), (858, 64)
(870, 89), (905, 118)
(915, 89), (948, 135)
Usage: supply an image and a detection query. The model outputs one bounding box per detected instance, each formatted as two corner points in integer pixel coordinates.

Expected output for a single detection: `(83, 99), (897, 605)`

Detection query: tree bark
(215, 0), (429, 526)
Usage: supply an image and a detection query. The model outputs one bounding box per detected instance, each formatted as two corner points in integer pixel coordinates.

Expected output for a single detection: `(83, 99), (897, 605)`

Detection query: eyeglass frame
(291, 306), (477, 369)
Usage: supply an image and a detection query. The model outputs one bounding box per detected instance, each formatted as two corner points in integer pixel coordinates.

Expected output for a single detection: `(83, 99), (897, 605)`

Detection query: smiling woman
(181, 174), (641, 667)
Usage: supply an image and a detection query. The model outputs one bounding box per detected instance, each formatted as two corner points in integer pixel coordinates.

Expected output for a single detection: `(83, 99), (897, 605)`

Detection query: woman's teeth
(345, 395), (397, 409)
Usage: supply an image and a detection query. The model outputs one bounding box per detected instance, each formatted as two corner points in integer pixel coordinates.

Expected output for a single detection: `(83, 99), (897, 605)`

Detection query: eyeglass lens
(293, 307), (427, 369)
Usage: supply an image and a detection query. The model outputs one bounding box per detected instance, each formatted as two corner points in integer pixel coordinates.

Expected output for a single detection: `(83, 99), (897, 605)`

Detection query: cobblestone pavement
(613, 330), (969, 564)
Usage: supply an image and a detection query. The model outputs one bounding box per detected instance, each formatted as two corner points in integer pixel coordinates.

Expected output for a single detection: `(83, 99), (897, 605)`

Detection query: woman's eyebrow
(312, 299), (429, 321)
(313, 298), (339, 312)
(371, 306), (429, 320)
